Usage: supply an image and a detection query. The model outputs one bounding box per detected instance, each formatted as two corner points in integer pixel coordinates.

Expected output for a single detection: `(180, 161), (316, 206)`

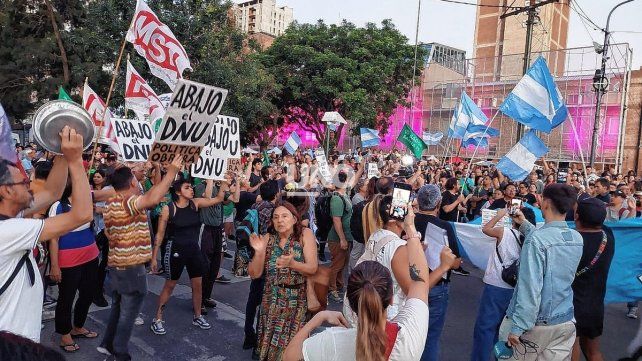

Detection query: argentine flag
(284, 132), (302, 154)
(448, 91), (488, 139)
(497, 130), (549, 181)
(499, 56), (568, 133)
(360, 128), (380, 148)
(461, 137), (488, 148)
(423, 131), (443, 146)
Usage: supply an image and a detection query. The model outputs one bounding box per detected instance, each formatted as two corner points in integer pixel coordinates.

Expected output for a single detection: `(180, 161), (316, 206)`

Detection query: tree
(260, 20), (425, 144)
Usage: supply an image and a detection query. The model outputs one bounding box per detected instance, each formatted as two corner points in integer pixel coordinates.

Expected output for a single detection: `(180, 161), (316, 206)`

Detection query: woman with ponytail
(284, 206), (458, 361)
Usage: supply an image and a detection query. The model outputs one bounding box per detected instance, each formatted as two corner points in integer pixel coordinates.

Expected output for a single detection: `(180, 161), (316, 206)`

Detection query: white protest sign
(314, 148), (332, 183)
(481, 209), (512, 228)
(191, 115), (241, 180)
(227, 158), (243, 174)
(367, 163), (378, 179)
(148, 79), (228, 165)
(111, 118), (155, 162)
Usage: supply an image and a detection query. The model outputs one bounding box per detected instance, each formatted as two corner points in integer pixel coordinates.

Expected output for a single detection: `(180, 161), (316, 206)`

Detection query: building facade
(233, 0), (293, 48)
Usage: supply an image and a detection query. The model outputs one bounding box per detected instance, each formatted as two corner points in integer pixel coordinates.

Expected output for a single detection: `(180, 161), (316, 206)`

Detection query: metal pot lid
(32, 100), (95, 154)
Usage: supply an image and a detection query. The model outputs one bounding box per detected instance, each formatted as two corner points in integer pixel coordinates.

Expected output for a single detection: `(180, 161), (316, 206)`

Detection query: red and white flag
(82, 82), (118, 152)
(125, 60), (165, 123)
(126, 0), (192, 90)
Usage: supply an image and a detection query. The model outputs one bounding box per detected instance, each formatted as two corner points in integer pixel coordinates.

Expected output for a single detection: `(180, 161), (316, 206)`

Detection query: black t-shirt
(594, 193), (610, 204)
(489, 198), (508, 210)
(439, 191), (459, 222)
(518, 193), (537, 206)
(235, 191), (258, 222)
(414, 213), (461, 280)
(572, 227), (615, 338)
(249, 172), (262, 188)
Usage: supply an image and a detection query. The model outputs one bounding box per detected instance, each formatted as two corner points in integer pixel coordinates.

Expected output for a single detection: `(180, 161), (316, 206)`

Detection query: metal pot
(32, 100), (95, 154)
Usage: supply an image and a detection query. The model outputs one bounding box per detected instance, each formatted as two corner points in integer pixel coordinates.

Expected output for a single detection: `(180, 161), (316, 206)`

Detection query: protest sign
(148, 79), (228, 165)
(227, 158), (243, 174)
(111, 118), (155, 162)
(191, 115), (241, 180)
(481, 209), (512, 228)
(314, 149), (332, 183)
(367, 163), (378, 179)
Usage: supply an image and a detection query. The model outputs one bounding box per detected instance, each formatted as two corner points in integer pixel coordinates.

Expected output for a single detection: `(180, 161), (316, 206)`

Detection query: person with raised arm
(0, 126), (92, 342)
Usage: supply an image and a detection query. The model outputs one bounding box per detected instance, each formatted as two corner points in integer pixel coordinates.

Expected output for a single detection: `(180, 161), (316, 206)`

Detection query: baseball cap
(611, 190), (626, 198)
(576, 197), (607, 226)
(417, 184), (442, 211)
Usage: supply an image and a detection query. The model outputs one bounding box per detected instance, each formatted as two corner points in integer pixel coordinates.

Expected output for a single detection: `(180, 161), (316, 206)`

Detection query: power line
(572, 1), (603, 31)
(432, 0), (521, 9)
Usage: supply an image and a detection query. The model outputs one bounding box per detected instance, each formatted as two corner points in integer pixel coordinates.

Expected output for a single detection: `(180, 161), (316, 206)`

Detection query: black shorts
(575, 304), (604, 339)
(163, 240), (205, 281)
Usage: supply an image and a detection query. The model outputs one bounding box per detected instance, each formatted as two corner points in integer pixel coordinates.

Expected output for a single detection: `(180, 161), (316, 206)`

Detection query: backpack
(235, 209), (259, 263)
(314, 191), (347, 242)
(350, 200), (366, 244)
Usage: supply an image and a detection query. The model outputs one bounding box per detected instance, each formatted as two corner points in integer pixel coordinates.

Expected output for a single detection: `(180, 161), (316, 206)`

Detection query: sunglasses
(1, 178), (30, 187)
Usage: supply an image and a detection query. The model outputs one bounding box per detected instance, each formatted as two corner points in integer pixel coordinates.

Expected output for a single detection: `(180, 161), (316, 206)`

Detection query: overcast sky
(238, 0), (642, 68)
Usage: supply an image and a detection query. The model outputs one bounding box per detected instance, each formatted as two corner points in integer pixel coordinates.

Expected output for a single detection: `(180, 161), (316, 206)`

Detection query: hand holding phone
(509, 199), (522, 215)
(390, 182), (412, 221)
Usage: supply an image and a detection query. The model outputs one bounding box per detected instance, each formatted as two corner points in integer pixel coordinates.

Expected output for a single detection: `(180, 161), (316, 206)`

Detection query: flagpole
(466, 110), (500, 175)
(567, 113), (589, 186)
(88, 36), (128, 172)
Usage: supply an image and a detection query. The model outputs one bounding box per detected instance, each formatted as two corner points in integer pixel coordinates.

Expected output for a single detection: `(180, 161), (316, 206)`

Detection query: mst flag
(499, 56), (568, 133)
(397, 124), (427, 158)
(125, 60), (165, 123)
(82, 82), (118, 152)
(126, 0), (192, 89)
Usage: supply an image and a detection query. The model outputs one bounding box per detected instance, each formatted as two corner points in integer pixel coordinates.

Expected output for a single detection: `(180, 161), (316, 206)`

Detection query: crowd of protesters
(1, 133), (642, 361)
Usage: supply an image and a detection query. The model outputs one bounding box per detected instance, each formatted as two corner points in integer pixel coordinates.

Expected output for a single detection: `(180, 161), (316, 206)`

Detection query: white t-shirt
(0, 217), (45, 342)
(303, 298), (429, 361)
(344, 229), (407, 325)
(483, 227), (521, 289)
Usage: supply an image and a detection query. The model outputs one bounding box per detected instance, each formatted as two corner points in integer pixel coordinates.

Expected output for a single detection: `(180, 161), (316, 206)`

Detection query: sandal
(71, 330), (98, 339)
(59, 343), (79, 353)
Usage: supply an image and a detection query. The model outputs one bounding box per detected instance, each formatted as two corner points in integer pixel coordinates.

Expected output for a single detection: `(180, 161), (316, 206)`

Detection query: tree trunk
(44, 0), (70, 85)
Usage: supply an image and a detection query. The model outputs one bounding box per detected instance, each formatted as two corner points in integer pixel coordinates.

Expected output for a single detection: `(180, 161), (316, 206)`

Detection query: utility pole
(589, 0), (636, 167)
(501, 0), (559, 143)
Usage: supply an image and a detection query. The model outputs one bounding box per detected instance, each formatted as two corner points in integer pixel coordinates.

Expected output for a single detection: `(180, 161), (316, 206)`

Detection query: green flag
(262, 150), (270, 167)
(397, 124), (427, 158)
(58, 86), (72, 101)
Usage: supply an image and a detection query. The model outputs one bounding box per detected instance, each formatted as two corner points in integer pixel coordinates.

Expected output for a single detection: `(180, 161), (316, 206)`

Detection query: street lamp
(589, 0), (636, 167)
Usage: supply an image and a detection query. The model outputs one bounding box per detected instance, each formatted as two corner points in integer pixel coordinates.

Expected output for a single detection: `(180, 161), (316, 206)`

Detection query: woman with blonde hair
(284, 207), (456, 361)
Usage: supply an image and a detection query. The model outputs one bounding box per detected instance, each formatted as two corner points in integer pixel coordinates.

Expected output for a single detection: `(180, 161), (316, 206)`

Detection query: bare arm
(93, 187), (117, 202)
(283, 228), (318, 277)
(391, 245), (411, 295)
(348, 162), (365, 189)
(193, 181), (228, 209)
(48, 237), (61, 283)
(151, 162), (161, 185)
(135, 157), (182, 211)
(482, 209), (507, 241)
(248, 234), (269, 279)
(39, 128), (93, 241)
(23, 156), (68, 217)
(442, 194), (463, 213)
(150, 206), (169, 272)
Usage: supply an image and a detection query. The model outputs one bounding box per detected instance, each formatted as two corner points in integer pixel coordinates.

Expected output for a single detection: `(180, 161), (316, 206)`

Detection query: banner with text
(191, 115), (241, 180)
(148, 80), (228, 165)
(111, 118), (155, 162)
(314, 148), (332, 183)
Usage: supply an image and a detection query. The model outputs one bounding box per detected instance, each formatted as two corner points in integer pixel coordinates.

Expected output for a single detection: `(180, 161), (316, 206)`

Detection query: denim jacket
(507, 220), (583, 336)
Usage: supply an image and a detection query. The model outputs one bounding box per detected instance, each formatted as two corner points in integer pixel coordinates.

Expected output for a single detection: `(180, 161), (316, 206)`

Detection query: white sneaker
(192, 315), (211, 330)
(135, 315), (144, 326)
(628, 307), (639, 319)
(150, 318), (166, 335)
(96, 346), (112, 356)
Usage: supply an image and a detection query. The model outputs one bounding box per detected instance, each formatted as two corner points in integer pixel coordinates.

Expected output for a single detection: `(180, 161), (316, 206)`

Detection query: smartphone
(390, 182), (413, 221)
(557, 162), (570, 183)
(509, 199), (522, 215)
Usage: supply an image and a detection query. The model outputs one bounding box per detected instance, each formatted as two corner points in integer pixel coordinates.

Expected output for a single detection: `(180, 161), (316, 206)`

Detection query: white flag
(82, 82), (118, 152)
(126, 0), (192, 89)
(125, 60), (165, 123)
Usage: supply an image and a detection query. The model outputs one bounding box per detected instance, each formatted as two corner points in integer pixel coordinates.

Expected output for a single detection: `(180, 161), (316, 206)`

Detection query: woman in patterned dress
(248, 201), (318, 361)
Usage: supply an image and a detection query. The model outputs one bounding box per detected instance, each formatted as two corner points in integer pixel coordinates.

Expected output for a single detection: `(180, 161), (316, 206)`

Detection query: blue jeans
(470, 284), (514, 361)
(100, 265), (147, 361)
(421, 282), (449, 361)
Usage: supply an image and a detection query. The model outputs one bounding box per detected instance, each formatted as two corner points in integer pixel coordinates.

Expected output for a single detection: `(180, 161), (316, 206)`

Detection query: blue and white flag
(422, 131), (443, 145)
(463, 124), (499, 140)
(284, 132), (302, 154)
(328, 122), (339, 132)
(497, 130), (549, 181)
(360, 128), (380, 148)
(499, 56), (568, 133)
(448, 91), (488, 139)
(461, 137), (488, 148)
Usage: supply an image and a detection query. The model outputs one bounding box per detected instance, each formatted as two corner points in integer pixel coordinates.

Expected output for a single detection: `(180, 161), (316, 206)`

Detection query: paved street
(42, 253), (639, 361)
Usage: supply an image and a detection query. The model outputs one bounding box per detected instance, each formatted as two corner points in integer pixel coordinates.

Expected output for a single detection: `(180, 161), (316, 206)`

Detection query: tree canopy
(260, 19), (425, 143)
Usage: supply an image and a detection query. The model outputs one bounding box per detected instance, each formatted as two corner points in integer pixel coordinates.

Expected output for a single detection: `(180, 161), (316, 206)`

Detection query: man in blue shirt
(503, 183), (583, 360)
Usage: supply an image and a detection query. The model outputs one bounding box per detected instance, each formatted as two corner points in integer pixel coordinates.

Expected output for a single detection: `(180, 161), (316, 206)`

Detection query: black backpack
(350, 200), (366, 244)
(314, 191), (347, 242)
